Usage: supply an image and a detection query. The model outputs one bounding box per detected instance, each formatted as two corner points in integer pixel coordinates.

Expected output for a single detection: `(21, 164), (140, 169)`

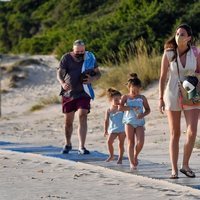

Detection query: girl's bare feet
(117, 158), (122, 164)
(133, 156), (138, 167)
(105, 156), (114, 162)
(130, 163), (137, 171)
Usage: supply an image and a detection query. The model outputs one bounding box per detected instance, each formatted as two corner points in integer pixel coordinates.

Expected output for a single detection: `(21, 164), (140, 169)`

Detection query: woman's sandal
(170, 174), (179, 179)
(180, 168), (196, 178)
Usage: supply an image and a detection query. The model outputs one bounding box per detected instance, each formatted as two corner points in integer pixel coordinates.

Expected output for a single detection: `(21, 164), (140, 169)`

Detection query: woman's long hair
(164, 23), (193, 61)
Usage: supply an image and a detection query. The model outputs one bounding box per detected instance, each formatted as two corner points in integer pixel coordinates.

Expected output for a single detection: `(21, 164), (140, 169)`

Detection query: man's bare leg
(77, 109), (90, 154)
(62, 112), (75, 153)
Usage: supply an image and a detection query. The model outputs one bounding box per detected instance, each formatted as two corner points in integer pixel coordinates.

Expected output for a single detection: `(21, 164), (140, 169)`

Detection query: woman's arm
(196, 49), (200, 73)
(159, 52), (169, 99)
(159, 51), (169, 113)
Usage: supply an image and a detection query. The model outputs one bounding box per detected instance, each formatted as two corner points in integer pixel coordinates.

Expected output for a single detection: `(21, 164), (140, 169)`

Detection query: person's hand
(117, 105), (122, 111)
(61, 82), (71, 91)
(183, 36), (191, 44)
(104, 132), (108, 137)
(159, 99), (165, 114)
(82, 74), (94, 84)
(136, 113), (144, 119)
(133, 107), (142, 118)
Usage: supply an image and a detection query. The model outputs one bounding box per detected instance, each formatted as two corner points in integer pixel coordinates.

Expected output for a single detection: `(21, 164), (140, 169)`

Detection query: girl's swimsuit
(108, 111), (125, 134)
(123, 98), (145, 128)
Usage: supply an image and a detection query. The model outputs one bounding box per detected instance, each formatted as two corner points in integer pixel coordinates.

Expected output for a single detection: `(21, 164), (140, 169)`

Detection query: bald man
(57, 40), (101, 154)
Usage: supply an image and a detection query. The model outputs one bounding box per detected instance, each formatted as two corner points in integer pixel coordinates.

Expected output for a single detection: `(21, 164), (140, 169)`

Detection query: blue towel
(81, 51), (96, 99)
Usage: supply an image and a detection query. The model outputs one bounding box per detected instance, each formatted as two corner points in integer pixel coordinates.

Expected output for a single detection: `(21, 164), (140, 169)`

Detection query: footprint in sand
(37, 169), (44, 173)
(44, 161), (52, 164)
(41, 195), (67, 199)
(21, 158), (30, 162)
(3, 156), (9, 160)
(73, 172), (90, 179)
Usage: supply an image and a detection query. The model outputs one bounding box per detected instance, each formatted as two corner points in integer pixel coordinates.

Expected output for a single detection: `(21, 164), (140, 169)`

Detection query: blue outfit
(123, 97), (145, 128)
(108, 110), (125, 134)
(81, 51), (96, 100)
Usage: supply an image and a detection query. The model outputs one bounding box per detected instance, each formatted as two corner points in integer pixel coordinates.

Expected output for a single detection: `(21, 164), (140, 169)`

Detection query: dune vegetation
(0, 0), (200, 91)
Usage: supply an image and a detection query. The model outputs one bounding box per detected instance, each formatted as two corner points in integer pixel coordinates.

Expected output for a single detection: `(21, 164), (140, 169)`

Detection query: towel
(81, 51), (96, 100)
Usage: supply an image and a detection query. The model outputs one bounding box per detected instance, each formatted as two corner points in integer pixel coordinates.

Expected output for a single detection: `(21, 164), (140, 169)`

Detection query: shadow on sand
(0, 140), (199, 191)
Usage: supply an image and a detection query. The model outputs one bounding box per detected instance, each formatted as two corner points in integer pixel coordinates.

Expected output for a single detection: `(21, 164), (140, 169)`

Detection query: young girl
(119, 73), (150, 170)
(104, 88), (126, 164)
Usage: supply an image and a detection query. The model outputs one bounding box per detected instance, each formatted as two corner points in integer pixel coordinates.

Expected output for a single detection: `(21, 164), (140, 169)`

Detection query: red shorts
(62, 97), (91, 113)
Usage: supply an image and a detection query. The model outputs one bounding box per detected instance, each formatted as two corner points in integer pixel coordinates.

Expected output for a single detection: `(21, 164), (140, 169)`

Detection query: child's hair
(127, 73), (142, 88)
(107, 88), (121, 100)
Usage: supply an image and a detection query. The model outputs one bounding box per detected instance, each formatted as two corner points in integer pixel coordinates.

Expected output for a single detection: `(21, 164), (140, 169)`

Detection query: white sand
(0, 55), (200, 200)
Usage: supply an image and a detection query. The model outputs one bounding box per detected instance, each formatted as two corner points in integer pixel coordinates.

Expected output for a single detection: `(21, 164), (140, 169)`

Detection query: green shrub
(1, 0), (200, 64)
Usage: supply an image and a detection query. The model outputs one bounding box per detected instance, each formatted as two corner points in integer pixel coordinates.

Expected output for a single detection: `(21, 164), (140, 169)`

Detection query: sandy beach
(0, 55), (200, 200)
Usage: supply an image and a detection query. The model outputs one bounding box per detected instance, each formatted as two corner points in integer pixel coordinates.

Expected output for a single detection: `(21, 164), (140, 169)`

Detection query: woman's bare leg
(166, 110), (181, 175)
(182, 109), (200, 170)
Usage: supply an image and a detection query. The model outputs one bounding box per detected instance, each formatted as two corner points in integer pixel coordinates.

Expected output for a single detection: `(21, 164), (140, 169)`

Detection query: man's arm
(57, 67), (71, 91)
(93, 67), (101, 81)
(83, 67), (101, 84)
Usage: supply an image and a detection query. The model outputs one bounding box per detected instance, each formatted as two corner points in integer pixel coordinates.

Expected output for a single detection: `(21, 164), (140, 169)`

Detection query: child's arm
(137, 95), (151, 119)
(104, 109), (109, 136)
(118, 95), (131, 111)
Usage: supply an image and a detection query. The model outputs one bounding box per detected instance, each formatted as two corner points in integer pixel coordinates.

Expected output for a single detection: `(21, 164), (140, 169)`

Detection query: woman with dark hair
(159, 24), (200, 179)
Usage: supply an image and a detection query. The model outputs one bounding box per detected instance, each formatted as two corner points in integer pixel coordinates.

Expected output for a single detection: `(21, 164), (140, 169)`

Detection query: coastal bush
(1, 0), (200, 64)
(98, 39), (161, 92)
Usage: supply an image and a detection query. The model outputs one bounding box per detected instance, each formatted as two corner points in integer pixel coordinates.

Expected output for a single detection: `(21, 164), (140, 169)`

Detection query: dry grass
(29, 95), (60, 112)
(5, 58), (43, 73)
(30, 104), (45, 111)
(98, 39), (161, 93)
(0, 89), (9, 94)
(8, 73), (27, 88)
